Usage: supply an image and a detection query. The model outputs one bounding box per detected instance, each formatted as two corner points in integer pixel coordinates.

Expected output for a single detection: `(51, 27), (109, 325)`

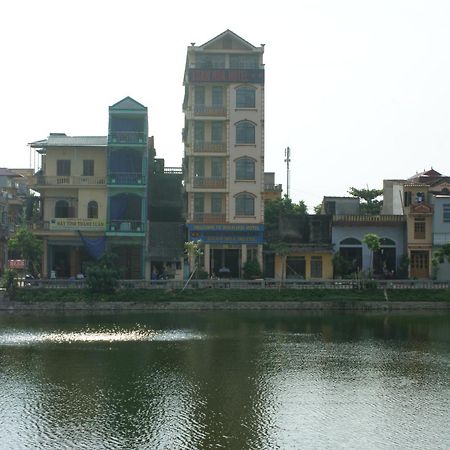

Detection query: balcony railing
(108, 173), (146, 185)
(108, 220), (145, 233)
(333, 215), (406, 224)
(264, 184), (282, 192)
(193, 177), (226, 189)
(193, 141), (227, 153)
(434, 233), (450, 246)
(109, 131), (147, 145)
(32, 176), (106, 186)
(194, 105), (227, 116)
(192, 213), (226, 223)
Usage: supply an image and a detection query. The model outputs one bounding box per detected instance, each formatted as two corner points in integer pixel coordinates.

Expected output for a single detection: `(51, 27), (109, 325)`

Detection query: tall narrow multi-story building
(183, 30), (265, 278)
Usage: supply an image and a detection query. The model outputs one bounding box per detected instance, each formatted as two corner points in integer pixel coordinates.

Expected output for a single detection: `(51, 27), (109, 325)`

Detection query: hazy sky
(2, 0), (450, 210)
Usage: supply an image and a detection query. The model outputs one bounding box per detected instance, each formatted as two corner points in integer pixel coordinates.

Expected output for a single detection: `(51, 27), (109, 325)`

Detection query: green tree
(8, 227), (42, 277)
(269, 241), (290, 286)
(348, 186), (383, 214)
(313, 204), (323, 214)
(242, 259), (262, 279)
(265, 196), (308, 231)
(363, 233), (380, 275)
(435, 243), (450, 263)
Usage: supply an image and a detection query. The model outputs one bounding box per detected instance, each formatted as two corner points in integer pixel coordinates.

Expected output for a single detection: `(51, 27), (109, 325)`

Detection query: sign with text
(187, 223), (264, 245)
(50, 218), (105, 231)
(189, 69), (264, 84)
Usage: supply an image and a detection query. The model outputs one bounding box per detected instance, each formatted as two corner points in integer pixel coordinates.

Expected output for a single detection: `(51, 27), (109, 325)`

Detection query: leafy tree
(363, 233), (380, 275)
(2, 269), (18, 300)
(265, 195), (308, 231)
(86, 252), (121, 294)
(269, 241), (290, 286)
(435, 243), (450, 263)
(313, 204), (323, 215)
(8, 227), (42, 277)
(348, 186), (383, 214)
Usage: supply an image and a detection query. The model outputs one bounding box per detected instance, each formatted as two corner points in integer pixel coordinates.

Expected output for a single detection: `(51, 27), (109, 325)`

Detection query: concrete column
(204, 244), (210, 274)
(42, 238), (48, 278)
(241, 244), (247, 266)
(257, 244), (263, 271)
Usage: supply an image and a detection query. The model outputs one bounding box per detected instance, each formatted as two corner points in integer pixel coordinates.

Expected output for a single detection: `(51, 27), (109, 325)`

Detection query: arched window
(55, 200), (69, 218)
(379, 238), (395, 246)
(340, 238), (362, 246)
(236, 121), (255, 145)
(235, 193), (255, 216)
(236, 87), (256, 108)
(87, 201), (98, 219)
(236, 158), (255, 180)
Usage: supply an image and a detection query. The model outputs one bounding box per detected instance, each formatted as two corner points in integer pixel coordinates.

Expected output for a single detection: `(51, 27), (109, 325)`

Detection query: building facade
(183, 30), (265, 278)
(29, 97), (150, 279)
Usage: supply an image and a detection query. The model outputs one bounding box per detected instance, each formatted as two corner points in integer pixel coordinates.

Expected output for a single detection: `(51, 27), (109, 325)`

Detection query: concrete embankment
(1, 300), (450, 312)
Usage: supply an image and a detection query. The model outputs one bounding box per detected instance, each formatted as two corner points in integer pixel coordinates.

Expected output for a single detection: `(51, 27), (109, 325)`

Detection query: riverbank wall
(1, 300), (449, 312)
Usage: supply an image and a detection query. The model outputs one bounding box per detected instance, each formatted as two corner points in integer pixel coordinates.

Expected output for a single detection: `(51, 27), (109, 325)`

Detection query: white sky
(2, 0), (450, 211)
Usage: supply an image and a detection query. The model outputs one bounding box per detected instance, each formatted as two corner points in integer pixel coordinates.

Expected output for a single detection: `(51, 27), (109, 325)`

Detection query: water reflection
(0, 311), (449, 449)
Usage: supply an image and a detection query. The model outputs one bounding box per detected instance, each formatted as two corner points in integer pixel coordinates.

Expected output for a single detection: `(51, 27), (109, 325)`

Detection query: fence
(23, 279), (450, 290)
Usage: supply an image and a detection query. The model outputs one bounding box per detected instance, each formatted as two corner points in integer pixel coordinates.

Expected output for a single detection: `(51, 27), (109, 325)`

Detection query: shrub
(2, 269), (18, 300)
(243, 259), (262, 279)
(85, 253), (120, 294)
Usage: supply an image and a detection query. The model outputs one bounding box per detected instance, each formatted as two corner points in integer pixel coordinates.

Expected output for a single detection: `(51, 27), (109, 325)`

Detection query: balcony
(108, 131), (147, 145)
(192, 213), (226, 224)
(264, 184), (282, 192)
(108, 220), (145, 233)
(108, 173), (146, 186)
(333, 215), (406, 225)
(193, 177), (226, 189)
(31, 176), (106, 187)
(194, 105), (227, 117)
(193, 141), (227, 154)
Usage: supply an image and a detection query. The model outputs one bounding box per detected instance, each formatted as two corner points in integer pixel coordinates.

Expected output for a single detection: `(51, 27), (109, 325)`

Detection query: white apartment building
(183, 30), (265, 277)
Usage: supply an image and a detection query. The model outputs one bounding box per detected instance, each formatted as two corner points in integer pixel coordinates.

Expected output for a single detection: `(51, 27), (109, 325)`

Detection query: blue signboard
(187, 223), (264, 245)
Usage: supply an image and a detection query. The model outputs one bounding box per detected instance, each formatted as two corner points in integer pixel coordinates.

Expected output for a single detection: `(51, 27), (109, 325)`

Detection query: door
(410, 251), (429, 278)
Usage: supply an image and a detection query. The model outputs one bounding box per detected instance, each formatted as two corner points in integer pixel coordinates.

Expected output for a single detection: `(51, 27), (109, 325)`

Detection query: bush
(85, 253), (120, 294)
(2, 269), (18, 300)
(243, 259), (262, 279)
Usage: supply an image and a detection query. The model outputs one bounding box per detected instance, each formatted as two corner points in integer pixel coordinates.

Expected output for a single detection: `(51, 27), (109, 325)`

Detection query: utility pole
(284, 146), (291, 199)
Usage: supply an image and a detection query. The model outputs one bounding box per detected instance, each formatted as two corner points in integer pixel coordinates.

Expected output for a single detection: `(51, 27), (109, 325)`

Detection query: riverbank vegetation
(12, 287), (450, 303)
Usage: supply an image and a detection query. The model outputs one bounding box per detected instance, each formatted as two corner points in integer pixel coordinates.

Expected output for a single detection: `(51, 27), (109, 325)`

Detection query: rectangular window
(443, 204), (450, 222)
(211, 122), (223, 143)
(211, 194), (222, 213)
(194, 193), (204, 213)
(83, 160), (94, 176)
(310, 256), (323, 278)
(414, 218), (426, 239)
(236, 195), (255, 216)
(236, 87), (256, 108)
(404, 191), (412, 207)
(194, 157), (205, 177)
(57, 160), (71, 176)
(286, 256), (306, 279)
(194, 121), (204, 143)
(195, 86), (205, 106)
(196, 53), (225, 69)
(236, 158), (255, 180)
(230, 54), (259, 69)
(212, 86), (223, 106)
(211, 158), (222, 178)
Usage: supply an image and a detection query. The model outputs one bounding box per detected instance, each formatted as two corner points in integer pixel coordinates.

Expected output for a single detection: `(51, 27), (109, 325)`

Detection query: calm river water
(0, 310), (449, 450)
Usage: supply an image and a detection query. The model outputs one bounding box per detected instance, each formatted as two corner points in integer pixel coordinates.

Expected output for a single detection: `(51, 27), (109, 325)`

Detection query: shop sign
(50, 218), (105, 231)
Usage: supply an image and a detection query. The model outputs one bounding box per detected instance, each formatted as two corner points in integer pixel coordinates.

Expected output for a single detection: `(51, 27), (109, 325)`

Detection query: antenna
(284, 146), (291, 198)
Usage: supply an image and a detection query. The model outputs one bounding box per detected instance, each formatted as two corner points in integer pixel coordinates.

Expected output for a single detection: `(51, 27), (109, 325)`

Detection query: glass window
(55, 200), (70, 218)
(57, 160), (71, 176)
(87, 201), (98, 219)
(211, 194), (222, 213)
(196, 53), (225, 69)
(83, 160), (94, 176)
(194, 157), (205, 177)
(212, 86), (223, 106)
(236, 158), (255, 180)
(236, 121), (255, 144)
(211, 122), (223, 143)
(194, 121), (204, 143)
(195, 86), (205, 106)
(236, 87), (256, 108)
(230, 54), (259, 69)
(236, 193), (255, 216)
(443, 204), (450, 222)
(310, 256), (323, 278)
(414, 218), (426, 239)
(211, 158), (223, 177)
(404, 191), (412, 206)
(194, 193), (204, 213)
